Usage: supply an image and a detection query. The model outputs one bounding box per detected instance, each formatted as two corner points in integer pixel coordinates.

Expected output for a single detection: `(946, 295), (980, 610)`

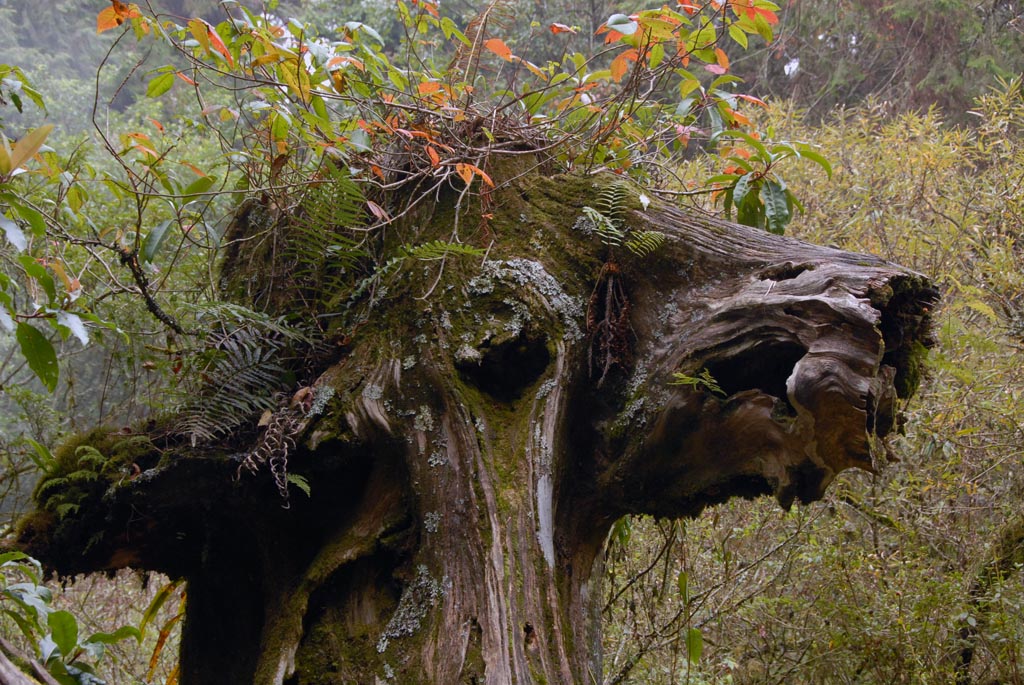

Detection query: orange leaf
(484, 38), (513, 62)
(735, 93), (769, 107)
(549, 23), (577, 34)
(148, 118), (164, 132)
(133, 144), (159, 158)
(426, 145), (440, 167)
(176, 71), (196, 86)
(714, 47), (730, 70)
(96, 7), (120, 32)
(728, 109), (751, 126)
(204, 21), (234, 66)
(455, 163), (495, 188)
(97, 0), (140, 33)
(418, 81), (442, 94)
(609, 49), (638, 83)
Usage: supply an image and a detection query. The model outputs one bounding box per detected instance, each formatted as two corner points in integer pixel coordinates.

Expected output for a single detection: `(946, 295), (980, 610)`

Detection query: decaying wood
(12, 170), (936, 685)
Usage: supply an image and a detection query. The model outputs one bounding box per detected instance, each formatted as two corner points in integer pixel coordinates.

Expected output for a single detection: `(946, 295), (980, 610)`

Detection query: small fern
(670, 369), (726, 396)
(174, 319), (308, 446)
(582, 183), (665, 258)
(595, 182), (631, 225)
(347, 240), (486, 308)
(399, 240), (487, 261)
(625, 230), (666, 258)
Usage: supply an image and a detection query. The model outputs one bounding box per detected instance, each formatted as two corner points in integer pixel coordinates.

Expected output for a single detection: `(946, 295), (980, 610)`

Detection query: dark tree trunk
(13, 169), (935, 684)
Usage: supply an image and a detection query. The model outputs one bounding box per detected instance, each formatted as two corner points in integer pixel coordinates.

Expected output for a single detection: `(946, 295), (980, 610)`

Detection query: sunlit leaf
(9, 124), (53, 171)
(56, 312), (89, 346)
(0, 214), (26, 252)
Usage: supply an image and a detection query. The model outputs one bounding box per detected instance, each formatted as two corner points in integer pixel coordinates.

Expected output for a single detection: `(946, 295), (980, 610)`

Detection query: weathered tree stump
(14, 169), (935, 684)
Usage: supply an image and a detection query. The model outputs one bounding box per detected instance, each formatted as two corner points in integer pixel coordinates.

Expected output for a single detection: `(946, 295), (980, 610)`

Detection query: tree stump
(14, 169), (936, 684)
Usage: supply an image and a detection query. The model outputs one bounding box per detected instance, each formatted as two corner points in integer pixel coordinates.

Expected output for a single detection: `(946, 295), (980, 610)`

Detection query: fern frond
(596, 182), (631, 224)
(75, 446), (106, 468)
(347, 241), (485, 309)
(670, 369), (726, 396)
(399, 240), (487, 261)
(55, 503), (81, 520)
(582, 206), (624, 247)
(625, 230), (666, 258)
(174, 324), (290, 446)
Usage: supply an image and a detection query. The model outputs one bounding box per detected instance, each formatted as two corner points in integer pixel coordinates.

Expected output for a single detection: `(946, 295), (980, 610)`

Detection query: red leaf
(755, 7), (779, 24)
(549, 23), (577, 35)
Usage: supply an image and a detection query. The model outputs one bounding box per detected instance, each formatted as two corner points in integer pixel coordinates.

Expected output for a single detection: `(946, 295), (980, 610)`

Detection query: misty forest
(0, 0), (1023, 683)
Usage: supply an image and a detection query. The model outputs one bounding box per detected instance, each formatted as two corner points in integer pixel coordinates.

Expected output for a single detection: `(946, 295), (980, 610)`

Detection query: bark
(12, 169), (936, 684)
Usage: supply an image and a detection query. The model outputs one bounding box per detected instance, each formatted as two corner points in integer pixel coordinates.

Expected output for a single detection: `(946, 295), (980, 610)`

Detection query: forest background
(0, 0), (1023, 683)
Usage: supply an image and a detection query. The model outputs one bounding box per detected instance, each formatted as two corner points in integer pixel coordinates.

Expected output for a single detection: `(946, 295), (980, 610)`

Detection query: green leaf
(271, 112), (289, 142)
(311, 94), (329, 122)
(183, 175), (216, 201)
(19, 254), (57, 304)
(0, 551), (29, 565)
(86, 625), (142, 645)
(48, 610), (79, 657)
(24, 439), (56, 470)
(287, 473), (311, 497)
(139, 580), (183, 636)
(685, 627), (703, 663)
(13, 201), (47, 237)
(677, 570), (689, 603)
(146, 71), (175, 98)
(649, 42), (665, 69)
(792, 144), (833, 179)
(141, 221), (171, 265)
(728, 22), (748, 49)
(3, 607), (40, 643)
(17, 322), (58, 391)
(761, 179), (790, 235)
(732, 173), (753, 210)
